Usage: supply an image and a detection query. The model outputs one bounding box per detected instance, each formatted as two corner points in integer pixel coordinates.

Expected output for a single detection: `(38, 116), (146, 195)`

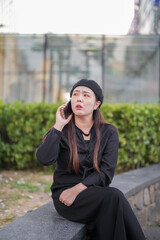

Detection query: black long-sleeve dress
(36, 123), (145, 240)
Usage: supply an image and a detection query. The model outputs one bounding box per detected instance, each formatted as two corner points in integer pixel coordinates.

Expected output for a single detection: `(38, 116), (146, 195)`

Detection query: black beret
(70, 79), (104, 108)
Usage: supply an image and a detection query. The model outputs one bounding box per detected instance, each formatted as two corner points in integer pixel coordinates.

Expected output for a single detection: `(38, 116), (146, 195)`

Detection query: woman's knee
(102, 187), (125, 202)
(109, 187), (124, 196)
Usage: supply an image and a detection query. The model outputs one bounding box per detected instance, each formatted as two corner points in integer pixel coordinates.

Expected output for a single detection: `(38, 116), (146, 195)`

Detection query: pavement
(144, 223), (160, 240)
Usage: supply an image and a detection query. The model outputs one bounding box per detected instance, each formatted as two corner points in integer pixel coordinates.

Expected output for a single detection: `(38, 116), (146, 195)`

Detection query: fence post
(42, 34), (48, 102)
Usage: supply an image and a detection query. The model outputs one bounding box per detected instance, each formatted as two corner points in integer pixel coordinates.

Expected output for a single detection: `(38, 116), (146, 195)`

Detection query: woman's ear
(94, 101), (101, 110)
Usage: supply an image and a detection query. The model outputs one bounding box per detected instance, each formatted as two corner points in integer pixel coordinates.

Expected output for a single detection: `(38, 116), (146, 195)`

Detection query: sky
(12, 0), (134, 35)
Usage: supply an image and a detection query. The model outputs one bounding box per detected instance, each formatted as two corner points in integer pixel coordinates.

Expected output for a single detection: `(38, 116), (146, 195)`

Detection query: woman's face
(71, 86), (101, 117)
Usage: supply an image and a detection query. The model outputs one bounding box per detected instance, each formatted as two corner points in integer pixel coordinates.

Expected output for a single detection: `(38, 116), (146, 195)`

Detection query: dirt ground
(0, 170), (53, 229)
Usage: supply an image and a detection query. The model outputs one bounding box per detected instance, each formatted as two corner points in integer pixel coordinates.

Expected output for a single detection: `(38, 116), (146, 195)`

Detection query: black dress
(36, 123), (145, 240)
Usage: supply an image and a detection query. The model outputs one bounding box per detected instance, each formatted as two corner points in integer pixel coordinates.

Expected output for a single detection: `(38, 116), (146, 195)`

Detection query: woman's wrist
(53, 123), (64, 132)
(73, 183), (87, 193)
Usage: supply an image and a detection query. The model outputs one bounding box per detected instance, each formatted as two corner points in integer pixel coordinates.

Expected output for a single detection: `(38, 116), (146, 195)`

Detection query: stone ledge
(0, 164), (160, 240)
(110, 164), (160, 198)
(0, 201), (86, 240)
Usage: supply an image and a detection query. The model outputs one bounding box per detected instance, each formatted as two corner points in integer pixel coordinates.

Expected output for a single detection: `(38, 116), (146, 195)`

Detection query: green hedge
(101, 103), (160, 172)
(0, 100), (160, 172)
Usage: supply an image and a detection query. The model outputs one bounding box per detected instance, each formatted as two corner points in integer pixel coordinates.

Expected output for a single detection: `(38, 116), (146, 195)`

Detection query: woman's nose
(77, 94), (83, 102)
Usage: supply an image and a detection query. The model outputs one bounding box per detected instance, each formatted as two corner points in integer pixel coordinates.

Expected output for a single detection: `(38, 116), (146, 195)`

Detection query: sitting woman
(36, 79), (145, 240)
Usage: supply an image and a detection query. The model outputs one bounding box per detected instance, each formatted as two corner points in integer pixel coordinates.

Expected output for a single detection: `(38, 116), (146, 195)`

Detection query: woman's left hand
(59, 183), (87, 207)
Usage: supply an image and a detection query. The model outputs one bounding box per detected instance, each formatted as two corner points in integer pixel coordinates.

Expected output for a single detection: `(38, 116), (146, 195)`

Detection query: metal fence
(0, 34), (160, 104)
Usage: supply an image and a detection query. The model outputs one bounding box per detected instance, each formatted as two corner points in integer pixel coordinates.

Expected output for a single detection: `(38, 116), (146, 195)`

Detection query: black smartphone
(63, 100), (72, 119)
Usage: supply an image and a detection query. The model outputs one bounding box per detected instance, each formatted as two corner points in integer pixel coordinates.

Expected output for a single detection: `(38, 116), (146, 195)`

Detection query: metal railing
(0, 34), (160, 104)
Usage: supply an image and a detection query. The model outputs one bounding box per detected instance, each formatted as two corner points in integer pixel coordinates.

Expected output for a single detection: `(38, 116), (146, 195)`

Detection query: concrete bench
(0, 164), (160, 240)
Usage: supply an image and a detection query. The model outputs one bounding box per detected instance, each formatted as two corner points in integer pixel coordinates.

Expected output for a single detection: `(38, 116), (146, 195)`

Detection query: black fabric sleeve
(36, 127), (62, 166)
(81, 126), (119, 187)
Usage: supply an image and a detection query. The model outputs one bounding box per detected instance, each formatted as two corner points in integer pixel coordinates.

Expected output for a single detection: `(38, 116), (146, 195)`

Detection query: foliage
(0, 101), (59, 169)
(0, 101), (160, 172)
(101, 103), (160, 172)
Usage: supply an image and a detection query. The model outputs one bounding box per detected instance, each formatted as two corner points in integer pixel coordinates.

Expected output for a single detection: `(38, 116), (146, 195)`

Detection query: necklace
(79, 129), (91, 137)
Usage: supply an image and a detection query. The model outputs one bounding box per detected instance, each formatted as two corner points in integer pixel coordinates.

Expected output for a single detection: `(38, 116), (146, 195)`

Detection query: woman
(36, 79), (145, 240)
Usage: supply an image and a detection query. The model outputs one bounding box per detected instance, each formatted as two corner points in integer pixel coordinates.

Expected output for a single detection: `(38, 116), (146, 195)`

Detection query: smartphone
(63, 100), (72, 119)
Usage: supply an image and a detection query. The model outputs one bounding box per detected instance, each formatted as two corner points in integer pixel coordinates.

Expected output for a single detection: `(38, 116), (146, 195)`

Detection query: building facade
(130, 0), (160, 34)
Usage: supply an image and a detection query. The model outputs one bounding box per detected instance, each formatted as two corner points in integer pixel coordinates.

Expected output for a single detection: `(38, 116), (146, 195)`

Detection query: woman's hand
(54, 104), (72, 131)
(59, 183), (87, 207)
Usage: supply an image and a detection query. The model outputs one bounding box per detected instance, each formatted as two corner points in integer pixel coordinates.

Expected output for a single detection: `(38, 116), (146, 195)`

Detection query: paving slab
(144, 226), (160, 240)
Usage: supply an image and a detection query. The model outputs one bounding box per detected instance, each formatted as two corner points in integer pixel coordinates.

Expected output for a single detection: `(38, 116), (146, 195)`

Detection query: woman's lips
(75, 104), (83, 110)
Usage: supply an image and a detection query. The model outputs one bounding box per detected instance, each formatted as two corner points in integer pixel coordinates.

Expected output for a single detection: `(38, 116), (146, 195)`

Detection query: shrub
(0, 100), (159, 172)
(0, 101), (59, 169)
(101, 103), (160, 172)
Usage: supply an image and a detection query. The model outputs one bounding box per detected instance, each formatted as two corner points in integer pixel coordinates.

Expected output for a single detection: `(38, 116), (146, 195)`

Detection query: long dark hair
(67, 108), (106, 174)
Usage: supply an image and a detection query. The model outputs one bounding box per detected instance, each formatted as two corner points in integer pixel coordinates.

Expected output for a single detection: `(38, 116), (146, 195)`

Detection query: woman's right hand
(53, 104), (72, 131)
